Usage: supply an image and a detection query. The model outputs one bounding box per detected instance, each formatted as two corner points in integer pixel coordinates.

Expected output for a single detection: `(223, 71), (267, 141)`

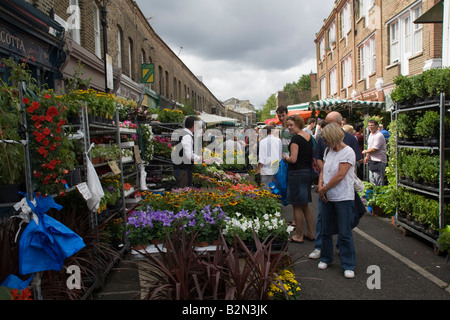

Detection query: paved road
(95, 192), (450, 301)
(283, 192), (450, 300)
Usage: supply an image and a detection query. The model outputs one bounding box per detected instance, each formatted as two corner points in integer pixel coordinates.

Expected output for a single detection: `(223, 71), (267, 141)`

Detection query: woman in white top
(316, 122), (356, 279)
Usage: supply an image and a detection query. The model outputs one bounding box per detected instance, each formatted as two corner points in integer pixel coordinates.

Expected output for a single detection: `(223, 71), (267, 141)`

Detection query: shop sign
(0, 22), (52, 68)
(141, 63), (154, 83)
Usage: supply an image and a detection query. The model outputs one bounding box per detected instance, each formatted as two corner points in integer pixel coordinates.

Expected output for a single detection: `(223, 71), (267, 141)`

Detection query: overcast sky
(135, 0), (335, 108)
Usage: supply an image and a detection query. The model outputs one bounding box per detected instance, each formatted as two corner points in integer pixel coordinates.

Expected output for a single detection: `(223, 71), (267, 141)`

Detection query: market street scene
(0, 0), (449, 306)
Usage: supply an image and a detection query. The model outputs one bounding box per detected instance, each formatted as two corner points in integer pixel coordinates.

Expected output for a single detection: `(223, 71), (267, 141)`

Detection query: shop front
(0, 0), (65, 88)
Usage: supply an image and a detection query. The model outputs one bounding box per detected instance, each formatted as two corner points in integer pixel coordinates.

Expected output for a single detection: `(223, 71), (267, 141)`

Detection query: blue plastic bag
(271, 159), (288, 206)
(1, 274), (33, 290)
(18, 194), (86, 275)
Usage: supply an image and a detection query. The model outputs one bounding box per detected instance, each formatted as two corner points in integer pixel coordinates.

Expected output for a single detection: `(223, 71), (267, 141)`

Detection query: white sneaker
(309, 249), (321, 259)
(318, 261), (328, 270)
(344, 270), (355, 279)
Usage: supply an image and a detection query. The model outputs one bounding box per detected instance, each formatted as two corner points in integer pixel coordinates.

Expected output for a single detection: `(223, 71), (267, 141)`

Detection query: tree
(260, 94), (277, 121)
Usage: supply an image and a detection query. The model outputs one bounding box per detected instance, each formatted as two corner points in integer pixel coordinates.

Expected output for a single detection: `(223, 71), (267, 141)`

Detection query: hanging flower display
(25, 90), (72, 196)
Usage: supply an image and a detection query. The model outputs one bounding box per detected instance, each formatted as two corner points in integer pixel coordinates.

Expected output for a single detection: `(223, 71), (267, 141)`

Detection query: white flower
(287, 226), (295, 233)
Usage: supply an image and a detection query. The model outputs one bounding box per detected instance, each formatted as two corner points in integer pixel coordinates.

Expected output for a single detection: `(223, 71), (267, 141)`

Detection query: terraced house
(315, 0), (445, 108)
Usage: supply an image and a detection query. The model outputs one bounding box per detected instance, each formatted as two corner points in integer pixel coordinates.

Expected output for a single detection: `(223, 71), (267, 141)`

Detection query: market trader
(172, 115), (202, 188)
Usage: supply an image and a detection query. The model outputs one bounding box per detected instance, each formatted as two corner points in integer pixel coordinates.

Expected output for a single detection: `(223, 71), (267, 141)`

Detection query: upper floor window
(388, 2), (423, 74)
(69, 0), (81, 44)
(128, 38), (134, 79)
(320, 76), (327, 99)
(117, 28), (123, 68)
(328, 20), (336, 47)
(93, 2), (101, 58)
(359, 0), (375, 26)
(341, 54), (352, 89)
(319, 37), (325, 60)
(359, 35), (376, 80)
(329, 66), (337, 96)
(340, 1), (351, 39)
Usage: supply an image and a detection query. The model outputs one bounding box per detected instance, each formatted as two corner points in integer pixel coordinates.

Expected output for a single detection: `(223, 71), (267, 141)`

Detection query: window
(388, 3), (423, 72)
(389, 21), (399, 63)
(328, 21), (336, 47)
(412, 6), (423, 53)
(128, 38), (134, 79)
(359, 0), (374, 25)
(319, 37), (325, 60)
(341, 55), (352, 89)
(69, 0), (81, 44)
(320, 76), (327, 99)
(329, 67), (337, 96)
(93, 2), (101, 58)
(340, 1), (351, 39)
(141, 49), (146, 64)
(117, 28), (122, 68)
(359, 36), (376, 80)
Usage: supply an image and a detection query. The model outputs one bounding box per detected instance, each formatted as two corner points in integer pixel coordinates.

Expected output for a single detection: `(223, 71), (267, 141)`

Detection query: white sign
(76, 182), (92, 200)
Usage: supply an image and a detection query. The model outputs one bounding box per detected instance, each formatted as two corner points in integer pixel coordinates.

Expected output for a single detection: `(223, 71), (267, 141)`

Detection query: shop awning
(414, 0), (443, 24)
(264, 118), (281, 125)
(308, 98), (386, 111)
(198, 112), (239, 125)
(287, 102), (310, 111)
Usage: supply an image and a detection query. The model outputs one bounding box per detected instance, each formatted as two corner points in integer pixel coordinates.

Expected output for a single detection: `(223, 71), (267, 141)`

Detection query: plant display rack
(394, 92), (449, 253)
(67, 104), (145, 299)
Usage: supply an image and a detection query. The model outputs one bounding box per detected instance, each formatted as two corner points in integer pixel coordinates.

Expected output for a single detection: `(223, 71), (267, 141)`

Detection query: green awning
(287, 102), (310, 111)
(308, 98), (385, 111)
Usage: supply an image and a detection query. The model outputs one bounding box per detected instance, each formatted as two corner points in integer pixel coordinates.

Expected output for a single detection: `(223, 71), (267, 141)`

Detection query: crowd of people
(172, 108), (389, 279)
(273, 106), (388, 279)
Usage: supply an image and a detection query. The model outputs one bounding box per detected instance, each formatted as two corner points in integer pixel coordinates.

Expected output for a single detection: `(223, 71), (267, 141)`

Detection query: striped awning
(308, 98), (385, 111)
(287, 102), (310, 111)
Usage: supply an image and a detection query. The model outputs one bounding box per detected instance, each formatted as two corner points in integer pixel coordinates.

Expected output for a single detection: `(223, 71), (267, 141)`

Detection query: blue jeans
(319, 198), (355, 271)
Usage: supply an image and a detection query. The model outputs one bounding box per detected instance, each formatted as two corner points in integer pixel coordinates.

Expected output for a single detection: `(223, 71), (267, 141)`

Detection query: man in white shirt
(362, 120), (387, 186)
(257, 125), (282, 189)
(172, 116), (202, 188)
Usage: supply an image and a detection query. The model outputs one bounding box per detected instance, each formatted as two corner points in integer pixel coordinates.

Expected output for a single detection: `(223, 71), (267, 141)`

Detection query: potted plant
(396, 113), (416, 144)
(415, 110), (440, 146)
(126, 211), (152, 249)
(391, 75), (415, 108)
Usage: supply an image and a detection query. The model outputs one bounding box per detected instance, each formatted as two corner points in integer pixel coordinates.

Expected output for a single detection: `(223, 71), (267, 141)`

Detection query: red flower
(43, 128), (51, 136)
(22, 97), (29, 105)
(27, 101), (40, 114)
(43, 94), (51, 99)
(10, 288), (32, 300)
(46, 106), (59, 117)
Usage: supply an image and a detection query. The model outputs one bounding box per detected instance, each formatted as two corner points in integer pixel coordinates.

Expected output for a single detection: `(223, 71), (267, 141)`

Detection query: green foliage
(397, 113), (416, 138)
(437, 225), (450, 253)
(415, 110), (440, 138)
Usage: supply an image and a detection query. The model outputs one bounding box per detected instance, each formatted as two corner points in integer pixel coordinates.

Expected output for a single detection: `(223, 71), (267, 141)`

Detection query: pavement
(93, 192), (450, 301)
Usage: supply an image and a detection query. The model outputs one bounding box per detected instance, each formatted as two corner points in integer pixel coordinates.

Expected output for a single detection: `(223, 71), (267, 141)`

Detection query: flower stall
(0, 58), (300, 301)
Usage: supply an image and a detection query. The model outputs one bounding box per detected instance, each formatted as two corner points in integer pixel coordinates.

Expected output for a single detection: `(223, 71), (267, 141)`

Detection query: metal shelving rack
(394, 93), (449, 253)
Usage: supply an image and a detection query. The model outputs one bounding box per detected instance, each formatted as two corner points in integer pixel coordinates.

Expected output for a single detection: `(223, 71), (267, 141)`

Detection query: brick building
(314, 0), (443, 107)
(20, 0), (237, 119)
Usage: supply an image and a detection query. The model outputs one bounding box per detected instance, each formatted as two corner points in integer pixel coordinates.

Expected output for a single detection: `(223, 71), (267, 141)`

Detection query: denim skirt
(286, 169), (312, 205)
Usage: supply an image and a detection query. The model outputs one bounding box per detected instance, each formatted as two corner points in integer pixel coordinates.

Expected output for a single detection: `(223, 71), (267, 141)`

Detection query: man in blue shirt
(309, 111), (365, 260)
